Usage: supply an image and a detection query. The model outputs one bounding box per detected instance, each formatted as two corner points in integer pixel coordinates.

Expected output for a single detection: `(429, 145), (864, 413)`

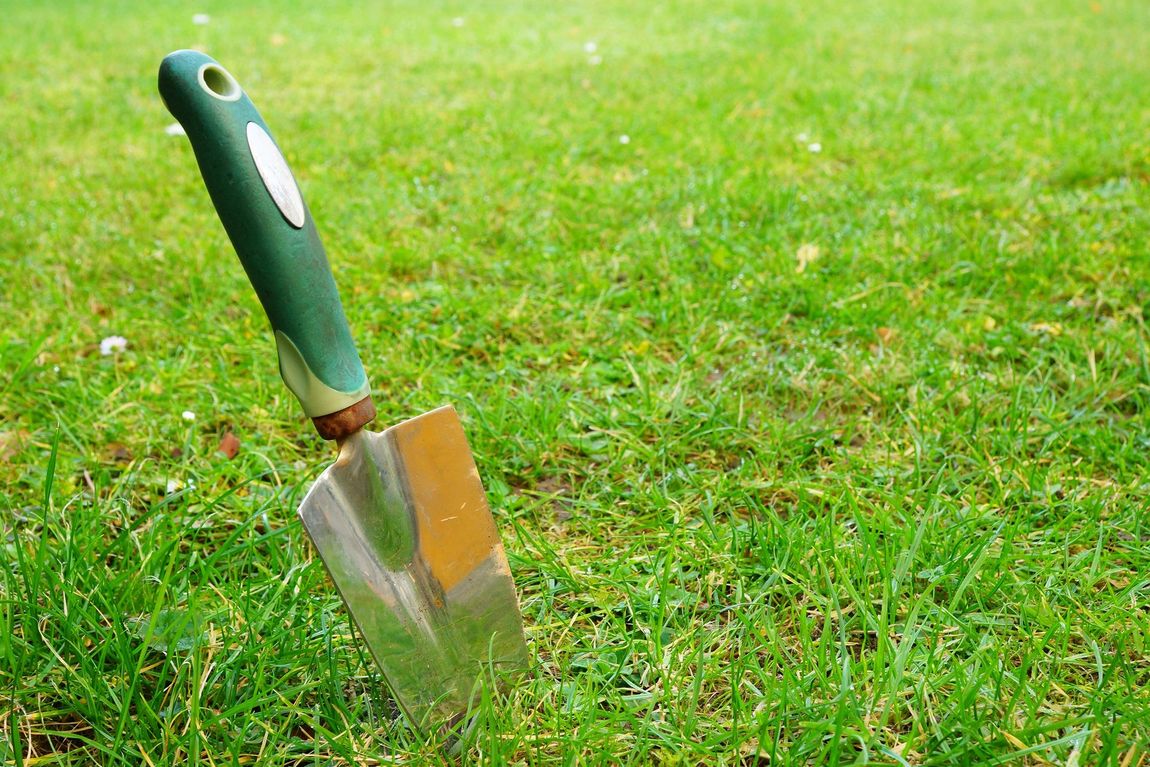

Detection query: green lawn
(2, 0), (1149, 763)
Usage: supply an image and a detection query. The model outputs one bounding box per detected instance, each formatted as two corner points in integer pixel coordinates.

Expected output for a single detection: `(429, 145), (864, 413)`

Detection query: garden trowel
(158, 50), (529, 730)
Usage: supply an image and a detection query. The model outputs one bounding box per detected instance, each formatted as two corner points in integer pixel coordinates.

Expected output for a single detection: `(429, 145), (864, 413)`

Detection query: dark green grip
(158, 50), (370, 419)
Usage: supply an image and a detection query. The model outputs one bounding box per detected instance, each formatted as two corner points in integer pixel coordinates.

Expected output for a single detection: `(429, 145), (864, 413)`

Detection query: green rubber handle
(158, 50), (370, 420)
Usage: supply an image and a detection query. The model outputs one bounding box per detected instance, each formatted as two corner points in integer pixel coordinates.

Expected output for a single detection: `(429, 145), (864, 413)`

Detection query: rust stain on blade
(391, 405), (501, 593)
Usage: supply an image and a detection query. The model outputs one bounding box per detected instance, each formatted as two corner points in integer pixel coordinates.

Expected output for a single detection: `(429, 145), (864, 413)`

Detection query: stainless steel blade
(297, 405), (529, 728)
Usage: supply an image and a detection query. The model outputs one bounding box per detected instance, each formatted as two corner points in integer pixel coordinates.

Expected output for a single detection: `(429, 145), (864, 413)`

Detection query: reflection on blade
(298, 405), (529, 728)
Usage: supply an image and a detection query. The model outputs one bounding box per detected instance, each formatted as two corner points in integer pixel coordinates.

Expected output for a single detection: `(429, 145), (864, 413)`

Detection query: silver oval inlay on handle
(246, 122), (306, 229)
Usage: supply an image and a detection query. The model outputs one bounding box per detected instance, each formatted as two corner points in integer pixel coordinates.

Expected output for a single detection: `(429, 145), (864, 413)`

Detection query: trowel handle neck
(158, 50), (373, 438)
(313, 396), (377, 441)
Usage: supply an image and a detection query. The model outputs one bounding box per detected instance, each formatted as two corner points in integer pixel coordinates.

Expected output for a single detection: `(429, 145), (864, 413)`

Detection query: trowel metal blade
(298, 405), (529, 728)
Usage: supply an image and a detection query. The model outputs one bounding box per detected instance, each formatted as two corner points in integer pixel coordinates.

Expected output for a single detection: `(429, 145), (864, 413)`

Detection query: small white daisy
(808, 142), (822, 153)
(584, 41), (597, 53)
(164, 123), (186, 137)
(452, 16), (465, 27)
(619, 134), (631, 145)
(99, 336), (128, 356)
(192, 13), (211, 25)
(182, 411), (196, 422)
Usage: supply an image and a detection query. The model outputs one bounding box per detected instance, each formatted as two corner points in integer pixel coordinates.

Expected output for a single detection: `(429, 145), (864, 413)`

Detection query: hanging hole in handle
(198, 63), (242, 102)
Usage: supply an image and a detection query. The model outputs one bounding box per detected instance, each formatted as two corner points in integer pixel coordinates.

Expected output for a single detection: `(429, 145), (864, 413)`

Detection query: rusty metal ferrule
(312, 395), (377, 441)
